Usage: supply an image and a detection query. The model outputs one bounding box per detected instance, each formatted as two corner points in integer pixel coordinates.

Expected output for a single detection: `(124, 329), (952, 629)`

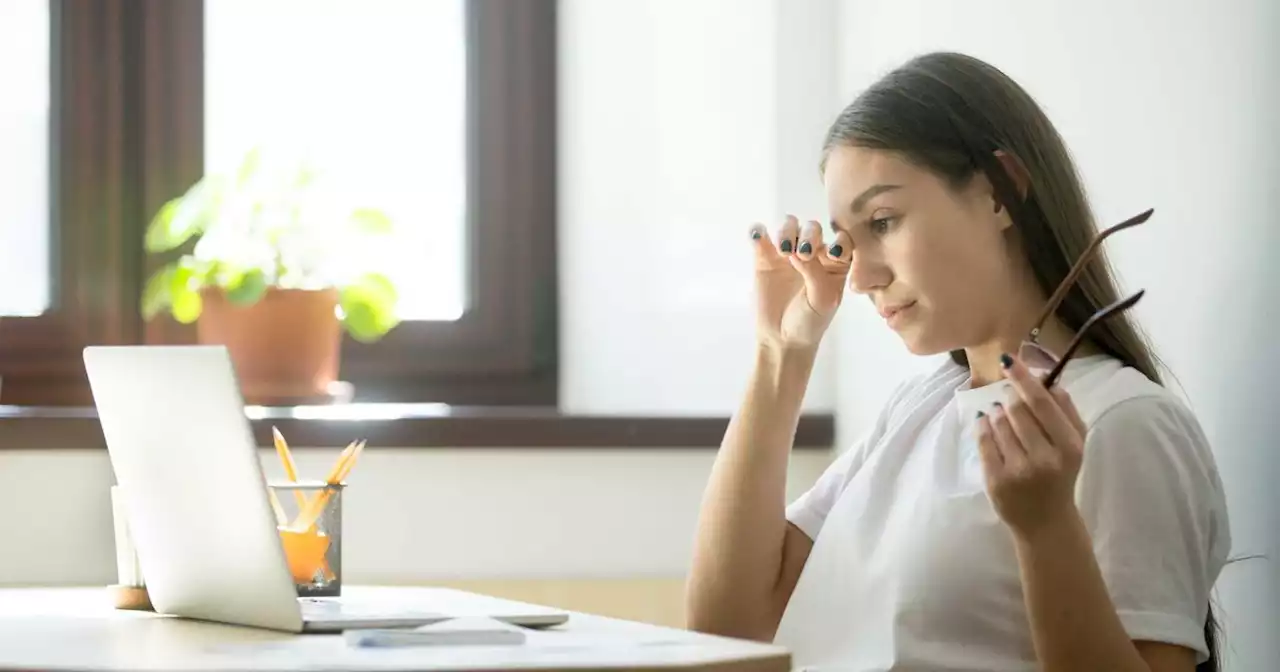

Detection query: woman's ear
(994, 150), (1031, 198)
(990, 149), (1031, 214)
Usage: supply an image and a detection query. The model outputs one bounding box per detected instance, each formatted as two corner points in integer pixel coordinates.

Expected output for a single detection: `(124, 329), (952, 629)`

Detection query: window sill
(0, 404), (834, 450)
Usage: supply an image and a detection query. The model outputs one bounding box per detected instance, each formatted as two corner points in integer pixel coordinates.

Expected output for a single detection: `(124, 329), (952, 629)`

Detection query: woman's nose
(848, 250), (890, 295)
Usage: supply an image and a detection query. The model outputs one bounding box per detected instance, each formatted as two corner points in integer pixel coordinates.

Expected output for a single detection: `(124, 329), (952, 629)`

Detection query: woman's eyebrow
(849, 183), (902, 213)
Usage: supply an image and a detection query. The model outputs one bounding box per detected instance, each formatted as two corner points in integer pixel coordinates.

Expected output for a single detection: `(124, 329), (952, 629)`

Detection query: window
(0, 0), (51, 318)
(204, 0), (468, 322)
(0, 0), (557, 407)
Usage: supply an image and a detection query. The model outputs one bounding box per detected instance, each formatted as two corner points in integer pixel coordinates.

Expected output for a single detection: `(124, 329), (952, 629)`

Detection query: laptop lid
(84, 345), (304, 632)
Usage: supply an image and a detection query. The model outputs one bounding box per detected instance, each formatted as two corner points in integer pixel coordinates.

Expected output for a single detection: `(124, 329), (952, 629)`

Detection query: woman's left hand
(977, 353), (1089, 538)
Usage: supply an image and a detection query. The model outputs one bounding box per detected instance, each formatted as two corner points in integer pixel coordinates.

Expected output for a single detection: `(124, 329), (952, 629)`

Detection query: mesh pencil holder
(270, 481), (345, 597)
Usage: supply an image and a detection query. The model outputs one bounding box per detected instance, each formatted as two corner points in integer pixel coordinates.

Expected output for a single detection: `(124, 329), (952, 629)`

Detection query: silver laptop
(84, 345), (569, 633)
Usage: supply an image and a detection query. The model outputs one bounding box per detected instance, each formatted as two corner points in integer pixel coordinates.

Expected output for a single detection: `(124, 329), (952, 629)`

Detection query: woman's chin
(903, 340), (946, 357)
(896, 327), (955, 357)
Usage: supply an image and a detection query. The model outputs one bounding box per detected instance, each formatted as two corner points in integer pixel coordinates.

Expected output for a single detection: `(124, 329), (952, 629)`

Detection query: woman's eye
(870, 217), (895, 234)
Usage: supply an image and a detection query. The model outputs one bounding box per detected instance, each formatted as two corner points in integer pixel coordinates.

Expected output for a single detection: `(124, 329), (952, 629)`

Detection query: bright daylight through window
(204, 0), (467, 322)
(0, 0), (51, 317)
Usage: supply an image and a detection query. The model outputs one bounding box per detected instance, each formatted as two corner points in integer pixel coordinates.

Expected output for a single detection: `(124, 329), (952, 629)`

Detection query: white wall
(558, 0), (839, 415)
(832, 0), (1280, 668)
(0, 447), (828, 585)
(0, 0), (840, 588)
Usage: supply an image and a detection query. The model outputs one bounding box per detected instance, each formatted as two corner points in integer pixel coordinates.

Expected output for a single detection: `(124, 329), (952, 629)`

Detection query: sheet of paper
(345, 617), (528, 647)
(201, 627), (708, 670)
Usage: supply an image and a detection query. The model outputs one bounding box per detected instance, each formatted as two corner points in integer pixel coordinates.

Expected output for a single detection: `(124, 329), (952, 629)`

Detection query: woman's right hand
(751, 215), (853, 351)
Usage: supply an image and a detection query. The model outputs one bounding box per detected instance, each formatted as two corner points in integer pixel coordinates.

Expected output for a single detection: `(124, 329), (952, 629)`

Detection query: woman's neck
(965, 313), (1101, 388)
(964, 241), (1109, 387)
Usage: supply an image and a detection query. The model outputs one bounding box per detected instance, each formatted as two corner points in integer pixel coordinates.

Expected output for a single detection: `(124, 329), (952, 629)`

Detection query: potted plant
(141, 148), (401, 403)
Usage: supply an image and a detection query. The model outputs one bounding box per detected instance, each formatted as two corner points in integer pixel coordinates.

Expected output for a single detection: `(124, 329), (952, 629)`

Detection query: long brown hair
(820, 51), (1220, 671)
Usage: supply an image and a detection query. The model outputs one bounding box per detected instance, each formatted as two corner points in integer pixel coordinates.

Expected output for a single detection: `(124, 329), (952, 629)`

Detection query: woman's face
(823, 145), (1018, 356)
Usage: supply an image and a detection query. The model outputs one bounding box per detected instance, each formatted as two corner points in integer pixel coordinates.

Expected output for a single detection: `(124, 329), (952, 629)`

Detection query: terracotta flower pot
(196, 288), (342, 404)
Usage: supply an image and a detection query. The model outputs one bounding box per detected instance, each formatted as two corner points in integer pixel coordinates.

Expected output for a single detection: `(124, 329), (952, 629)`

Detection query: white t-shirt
(776, 355), (1231, 672)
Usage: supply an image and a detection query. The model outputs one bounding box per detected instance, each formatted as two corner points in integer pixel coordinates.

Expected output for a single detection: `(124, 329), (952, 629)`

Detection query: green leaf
(213, 262), (247, 291)
(225, 269), (268, 306)
(141, 266), (175, 320)
(170, 262), (196, 296)
(341, 301), (384, 343)
(350, 208), (393, 235)
(143, 200), (183, 253)
(294, 162), (317, 189)
(142, 257), (213, 320)
(171, 286), (203, 324)
(144, 178), (222, 253)
(339, 273), (400, 343)
(237, 147), (263, 186)
(356, 272), (398, 304)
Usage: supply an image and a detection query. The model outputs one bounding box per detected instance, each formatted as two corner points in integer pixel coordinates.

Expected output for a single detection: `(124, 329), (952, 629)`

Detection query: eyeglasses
(1016, 209), (1151, 388)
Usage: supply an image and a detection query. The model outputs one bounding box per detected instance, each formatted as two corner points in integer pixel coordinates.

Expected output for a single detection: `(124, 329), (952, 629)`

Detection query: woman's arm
(685, 344), (817, 641)
(1013, 510), (1194, 672)
(981, 355), (1209, 672)
(687, 216), (854, 641)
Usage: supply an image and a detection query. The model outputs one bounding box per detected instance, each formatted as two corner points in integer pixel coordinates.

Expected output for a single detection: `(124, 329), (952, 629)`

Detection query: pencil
(291, 439), (367, 532)
(335, 440), (367, 483)
(266, 488), (288, 527)
(324, 440), (360, 485)
(272, 426), (308, 510)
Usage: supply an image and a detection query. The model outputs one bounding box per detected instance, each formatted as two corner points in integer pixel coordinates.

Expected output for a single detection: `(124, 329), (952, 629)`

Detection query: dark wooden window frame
(0, 0), (151, 407)
(0, 0), (834, 450)
(338, 0), (560, 406)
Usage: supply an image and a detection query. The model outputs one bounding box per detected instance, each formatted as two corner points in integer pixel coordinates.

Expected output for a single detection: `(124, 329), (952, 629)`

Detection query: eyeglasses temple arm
(1029, 209), (1154, 340)
(1041, 289), (1146, 388)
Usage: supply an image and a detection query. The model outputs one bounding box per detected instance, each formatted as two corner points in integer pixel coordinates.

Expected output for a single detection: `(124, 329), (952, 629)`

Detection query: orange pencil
(323, 440), (361, 485)
(272, 426), (308, 511)
(334, 439), (367, 484)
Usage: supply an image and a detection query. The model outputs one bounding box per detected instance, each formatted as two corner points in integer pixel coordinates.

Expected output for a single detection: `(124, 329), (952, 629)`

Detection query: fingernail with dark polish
(1000, 353), (1014, 369)
(829, 244), (843, 258)
(976, 410), (986, 419)
(780, 240), (793, 253)
(799, 241), (812, 255)
(751, 230), (762, 240)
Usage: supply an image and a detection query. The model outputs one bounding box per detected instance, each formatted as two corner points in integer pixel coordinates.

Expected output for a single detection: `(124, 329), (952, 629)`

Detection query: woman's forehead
(824, 147), (933, 206)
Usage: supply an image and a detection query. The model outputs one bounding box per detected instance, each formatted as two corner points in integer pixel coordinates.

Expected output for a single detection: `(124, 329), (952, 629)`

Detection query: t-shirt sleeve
(784, 431), (873, 540)
(784, 374), (918, 541)
(1075, 394), (1232, 663)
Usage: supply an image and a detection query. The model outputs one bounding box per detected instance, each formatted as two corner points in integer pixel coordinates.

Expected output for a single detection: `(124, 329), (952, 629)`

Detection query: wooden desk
(0, 586), (790, 672)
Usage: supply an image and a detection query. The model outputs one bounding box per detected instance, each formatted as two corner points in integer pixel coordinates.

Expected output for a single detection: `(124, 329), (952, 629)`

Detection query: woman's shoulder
(1070, 359), (1223, 493)
(1067, 358), (1198, 431)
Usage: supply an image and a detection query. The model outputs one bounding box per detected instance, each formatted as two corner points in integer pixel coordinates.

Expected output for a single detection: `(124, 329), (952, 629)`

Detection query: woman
(686, 52), (1231, 672)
